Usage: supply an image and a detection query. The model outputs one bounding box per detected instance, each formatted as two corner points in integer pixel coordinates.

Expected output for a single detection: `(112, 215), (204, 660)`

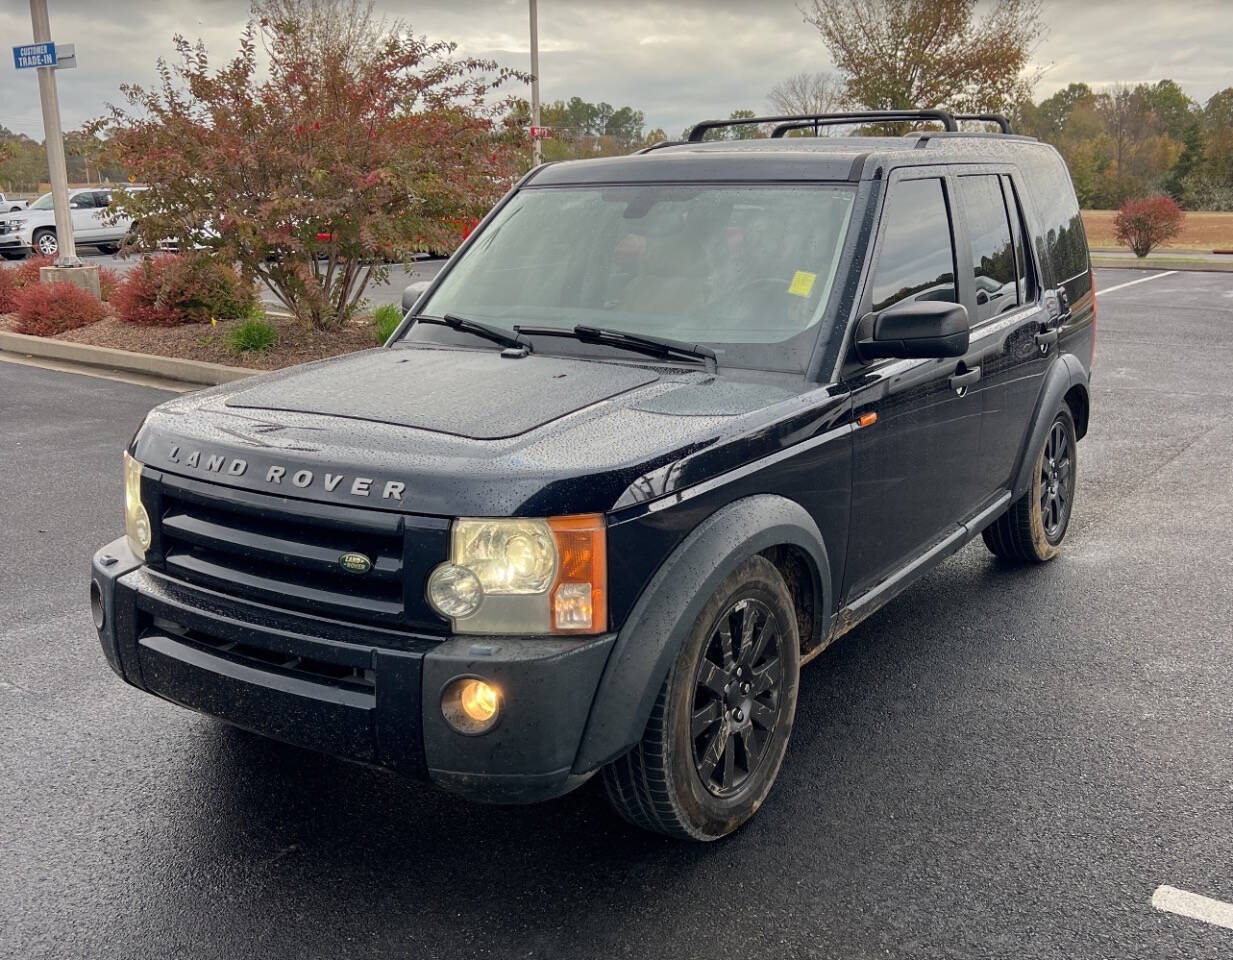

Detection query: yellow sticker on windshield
(788, 271), (816, 297)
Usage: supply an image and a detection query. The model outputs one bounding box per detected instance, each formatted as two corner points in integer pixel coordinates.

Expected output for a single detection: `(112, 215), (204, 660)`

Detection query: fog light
(441, 677), (501, 735)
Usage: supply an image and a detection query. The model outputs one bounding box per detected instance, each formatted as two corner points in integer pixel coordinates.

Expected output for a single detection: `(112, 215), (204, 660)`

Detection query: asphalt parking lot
(70, 246), (444, 310)
(2, 267), (1231, 959)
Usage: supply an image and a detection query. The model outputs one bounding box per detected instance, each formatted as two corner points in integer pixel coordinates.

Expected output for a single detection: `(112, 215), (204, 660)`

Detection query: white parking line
(1099, 270), (1178, 295)
(1152, 884), (1233, 931)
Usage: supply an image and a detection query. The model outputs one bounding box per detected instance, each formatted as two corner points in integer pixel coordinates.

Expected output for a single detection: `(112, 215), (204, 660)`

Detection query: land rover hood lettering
(166, 444), (406, 501)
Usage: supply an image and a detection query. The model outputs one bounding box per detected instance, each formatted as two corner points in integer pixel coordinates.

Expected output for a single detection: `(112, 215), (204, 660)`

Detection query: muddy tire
(984, 408), (1077, 563)
(602, 555), (800, 841)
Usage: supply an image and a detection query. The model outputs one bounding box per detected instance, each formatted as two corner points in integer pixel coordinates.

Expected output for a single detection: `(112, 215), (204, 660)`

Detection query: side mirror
(856, 299), (969, 361)
(402, 280), (432, 313)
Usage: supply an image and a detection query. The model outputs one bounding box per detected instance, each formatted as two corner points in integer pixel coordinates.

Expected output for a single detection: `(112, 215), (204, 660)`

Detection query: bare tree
(800, 0), (1045, 114)
(768, 71), (846, 116)
(252, 0), (392, 78)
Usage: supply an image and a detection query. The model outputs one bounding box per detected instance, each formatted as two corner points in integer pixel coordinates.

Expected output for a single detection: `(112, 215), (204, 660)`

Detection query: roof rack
(687, 109), (958, 142)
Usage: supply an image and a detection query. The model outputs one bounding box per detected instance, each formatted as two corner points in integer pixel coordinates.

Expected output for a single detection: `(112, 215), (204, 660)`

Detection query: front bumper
(91, 537), (615, 803)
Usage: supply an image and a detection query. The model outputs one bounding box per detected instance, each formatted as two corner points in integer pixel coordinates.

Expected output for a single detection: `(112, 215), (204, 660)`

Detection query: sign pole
(29, 0), (80, 267)
(529, 0), (541, 167)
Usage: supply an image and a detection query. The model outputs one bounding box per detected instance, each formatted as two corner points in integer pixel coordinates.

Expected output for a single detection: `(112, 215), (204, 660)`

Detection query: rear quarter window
(1021, 147), (1092, 306)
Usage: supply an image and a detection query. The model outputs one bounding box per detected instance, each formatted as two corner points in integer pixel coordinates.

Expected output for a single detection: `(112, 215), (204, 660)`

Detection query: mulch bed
(0, 309), (382, 370)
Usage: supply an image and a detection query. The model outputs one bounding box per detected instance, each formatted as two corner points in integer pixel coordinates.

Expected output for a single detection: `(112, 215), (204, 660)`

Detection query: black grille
(151, 472), (414, 629)
(150, 617), (377, 694)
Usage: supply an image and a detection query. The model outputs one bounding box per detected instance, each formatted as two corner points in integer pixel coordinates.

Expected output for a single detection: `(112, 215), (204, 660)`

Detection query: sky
(3, 0), (1232, 142)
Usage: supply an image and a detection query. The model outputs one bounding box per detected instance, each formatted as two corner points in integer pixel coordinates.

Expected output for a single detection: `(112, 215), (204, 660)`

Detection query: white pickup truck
(0, 192), (29, 213)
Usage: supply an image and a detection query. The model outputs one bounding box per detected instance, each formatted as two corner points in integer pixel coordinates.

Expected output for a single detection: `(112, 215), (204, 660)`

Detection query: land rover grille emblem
(339, 552), (373, 575)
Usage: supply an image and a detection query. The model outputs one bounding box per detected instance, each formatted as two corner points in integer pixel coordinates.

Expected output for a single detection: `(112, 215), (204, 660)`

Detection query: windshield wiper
(411, 313), (530, 354)
(514, 324), (717, 373)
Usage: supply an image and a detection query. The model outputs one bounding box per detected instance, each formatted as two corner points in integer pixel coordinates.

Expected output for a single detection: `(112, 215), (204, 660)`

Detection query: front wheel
(32, 229), (58, 257)
(984, 407), (1077, 562)
(602, 554), (800, 841)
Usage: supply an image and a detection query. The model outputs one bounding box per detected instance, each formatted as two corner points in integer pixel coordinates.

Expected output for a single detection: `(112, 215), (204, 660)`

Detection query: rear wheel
(602, 555), (800, 840)
(983, 408), (1077, 562)
(0, 250), (24, 261)
(32, 229), (58, 257)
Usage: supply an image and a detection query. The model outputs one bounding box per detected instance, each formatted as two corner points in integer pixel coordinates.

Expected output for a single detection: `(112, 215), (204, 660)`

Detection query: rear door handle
(949, 366), (981, 392)
(1035, 328), (1059, 347)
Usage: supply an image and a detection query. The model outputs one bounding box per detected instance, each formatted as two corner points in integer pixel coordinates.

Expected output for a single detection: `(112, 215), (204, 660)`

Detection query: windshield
(29, 193), (54, 210)
(408, 183), (855, 372)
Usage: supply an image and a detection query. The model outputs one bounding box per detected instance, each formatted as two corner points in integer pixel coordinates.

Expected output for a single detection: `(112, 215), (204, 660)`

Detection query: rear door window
(869, 178), (956, 313)
(958, 175), (1018, 321)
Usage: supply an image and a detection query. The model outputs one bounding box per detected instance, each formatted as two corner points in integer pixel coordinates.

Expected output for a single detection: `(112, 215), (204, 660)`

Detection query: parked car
(0, 191), (28, 213)
(91, 109), (1094, 840)
(0, 186), (144, 259)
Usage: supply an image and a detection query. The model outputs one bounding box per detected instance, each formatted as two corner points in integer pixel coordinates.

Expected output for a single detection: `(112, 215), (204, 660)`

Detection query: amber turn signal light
(548, 514), (607, 634)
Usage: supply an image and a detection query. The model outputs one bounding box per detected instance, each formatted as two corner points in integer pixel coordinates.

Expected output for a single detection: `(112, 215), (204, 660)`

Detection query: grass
(226, 313), (279, 354)
(1082, 209), (1233, 251)
(371, 303), (404, 344)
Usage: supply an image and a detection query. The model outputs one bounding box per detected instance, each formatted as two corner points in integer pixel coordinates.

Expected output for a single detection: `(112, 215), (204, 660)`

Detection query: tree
(801, 0), (1045, 114)
(521, 96), (647, 160)
(0, 126), (48, 194)
(106, 0), (525, 329)
(1114, 195), (1183, 257)
(767, 71), (846, 116)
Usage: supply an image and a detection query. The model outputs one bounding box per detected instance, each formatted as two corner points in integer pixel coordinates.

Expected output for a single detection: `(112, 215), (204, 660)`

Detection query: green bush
(226, 315), (279, 354)
(371, 303), (403, 344)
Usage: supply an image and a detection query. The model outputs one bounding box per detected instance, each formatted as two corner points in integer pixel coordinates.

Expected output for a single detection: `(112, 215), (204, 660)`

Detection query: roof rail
(954, 113), (1013, 133)
(687, 109), (958, 142)
(768, 112), (959, 138)
(636, 139), (687, 154)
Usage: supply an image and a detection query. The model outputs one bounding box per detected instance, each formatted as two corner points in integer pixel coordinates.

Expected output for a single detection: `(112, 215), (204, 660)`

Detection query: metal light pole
(529, 0), (541, 166)
(29, 0), (80, 267)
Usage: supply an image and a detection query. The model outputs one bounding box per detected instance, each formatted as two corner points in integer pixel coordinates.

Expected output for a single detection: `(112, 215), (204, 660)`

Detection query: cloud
(2, 0), (1230, 143)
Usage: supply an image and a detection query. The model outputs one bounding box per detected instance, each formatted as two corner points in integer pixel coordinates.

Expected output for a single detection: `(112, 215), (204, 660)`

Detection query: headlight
(124, 451), (151, 560)
(426, 515), (606, 635)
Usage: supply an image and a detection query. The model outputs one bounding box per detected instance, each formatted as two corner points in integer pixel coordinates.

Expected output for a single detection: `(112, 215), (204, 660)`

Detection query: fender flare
(1011, 353), (1089, 500)
(572, 494), (832, 773)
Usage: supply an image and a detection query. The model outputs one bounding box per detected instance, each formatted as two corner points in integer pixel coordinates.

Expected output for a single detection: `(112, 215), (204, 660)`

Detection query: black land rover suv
(90, 110), (1094, 841)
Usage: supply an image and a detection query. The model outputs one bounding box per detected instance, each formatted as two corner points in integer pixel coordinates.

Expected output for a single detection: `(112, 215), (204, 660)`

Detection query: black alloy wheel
(1040, 419), (1073, 543)
(601, 554), (800, 841)
(691, 598), (785, 797)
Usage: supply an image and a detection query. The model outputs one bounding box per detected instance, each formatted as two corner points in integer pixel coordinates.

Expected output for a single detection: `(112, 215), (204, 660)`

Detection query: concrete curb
(0, 330), (255, 386)
(1091, 258), (1233, 273)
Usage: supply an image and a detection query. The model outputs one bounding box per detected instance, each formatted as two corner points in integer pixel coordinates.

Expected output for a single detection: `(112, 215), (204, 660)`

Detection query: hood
(223, 347), (661, 440)
(132, 345), (835, 517)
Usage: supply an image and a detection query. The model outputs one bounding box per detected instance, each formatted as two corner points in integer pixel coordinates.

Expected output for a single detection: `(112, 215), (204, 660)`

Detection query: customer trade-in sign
(13, 42), (57, 69)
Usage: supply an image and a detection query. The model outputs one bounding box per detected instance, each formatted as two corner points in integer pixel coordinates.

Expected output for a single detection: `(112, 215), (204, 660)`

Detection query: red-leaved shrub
(98, 266), (120, 302)
(111, 253), (256, 326)
(1114, 195), (1184, 258)
(12, 281), (107, 336)
(0, 266), (16, 313)
(12, 254), (56, 288)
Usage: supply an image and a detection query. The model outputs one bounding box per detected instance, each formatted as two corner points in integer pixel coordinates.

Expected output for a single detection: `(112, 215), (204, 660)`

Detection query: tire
(32, 229), (58, 257)
(984, 407), (1077, 563)
(96, 243), (120, 255)
(0, 250), (24, 261)
(602, 554), (800, 841)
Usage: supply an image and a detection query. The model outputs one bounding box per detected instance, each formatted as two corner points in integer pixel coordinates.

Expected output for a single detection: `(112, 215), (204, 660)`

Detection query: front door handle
(949, 365), (981, 394)
(1035, 328), (1059, 348)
